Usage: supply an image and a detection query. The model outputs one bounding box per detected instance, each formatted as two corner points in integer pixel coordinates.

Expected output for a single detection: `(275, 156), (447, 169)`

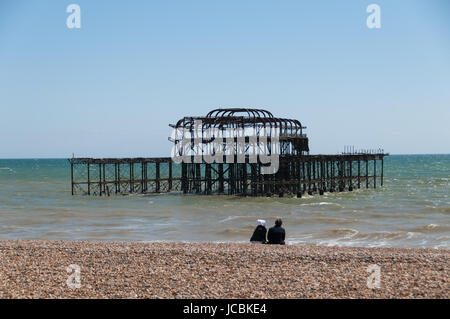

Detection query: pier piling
(69, 108), (388, 197)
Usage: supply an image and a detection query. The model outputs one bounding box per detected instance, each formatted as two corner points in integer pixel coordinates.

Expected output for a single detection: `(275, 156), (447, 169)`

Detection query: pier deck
(69, 153), (387, 197)
(70, 108), (387, 197)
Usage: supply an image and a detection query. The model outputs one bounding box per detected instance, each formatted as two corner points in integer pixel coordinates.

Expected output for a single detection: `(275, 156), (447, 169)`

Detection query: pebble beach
(0, 240), (448, 298)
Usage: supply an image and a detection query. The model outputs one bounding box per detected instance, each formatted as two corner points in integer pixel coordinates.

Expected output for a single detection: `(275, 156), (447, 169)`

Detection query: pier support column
(218, 163), (224, 194)
(130, 163), (134, 193)
(169, 161), (173, 191)
(141, 162), (145, 193)
(195, 164), (201, 194)
(117, 164), (121, 193)
(349, 160), (353, 191)
(366, 160), (369, 189)
(156, 162), (160, 193)
(358, 160), (361, 189)
(103, 163), (107, 196)
(330, 160), (334, 192)
(71, 162), (74, 195)
(205, 164), (212, 195)
(242, 163), (247, 196)
(98, 164), (102, 196)
(374, 159), (376, 189)
(87, 163), (91, 195)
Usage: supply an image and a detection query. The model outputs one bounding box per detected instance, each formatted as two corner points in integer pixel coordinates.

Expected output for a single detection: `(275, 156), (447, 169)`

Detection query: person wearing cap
(250, 219), (267, 244)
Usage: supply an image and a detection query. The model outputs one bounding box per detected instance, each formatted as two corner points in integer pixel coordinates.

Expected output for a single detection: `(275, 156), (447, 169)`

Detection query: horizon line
(1, 153), (450, 160)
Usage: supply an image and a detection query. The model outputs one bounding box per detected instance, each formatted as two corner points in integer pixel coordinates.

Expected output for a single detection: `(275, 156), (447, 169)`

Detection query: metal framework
(169, 108), (309, 158)
(70, 108), (388, 197)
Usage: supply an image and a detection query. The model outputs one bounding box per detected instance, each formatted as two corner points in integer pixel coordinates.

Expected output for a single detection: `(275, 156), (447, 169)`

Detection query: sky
(0, 0), (449, 158)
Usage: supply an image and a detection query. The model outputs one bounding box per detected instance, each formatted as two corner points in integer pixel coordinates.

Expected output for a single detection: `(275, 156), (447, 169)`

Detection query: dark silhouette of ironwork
(70, 108), (388, 197)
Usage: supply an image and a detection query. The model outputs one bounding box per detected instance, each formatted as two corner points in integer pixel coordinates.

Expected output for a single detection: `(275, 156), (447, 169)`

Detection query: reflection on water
(0, 155), (449, 249)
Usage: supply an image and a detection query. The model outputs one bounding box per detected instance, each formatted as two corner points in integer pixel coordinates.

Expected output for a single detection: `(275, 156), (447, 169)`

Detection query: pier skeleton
(70, 108), (388, 197)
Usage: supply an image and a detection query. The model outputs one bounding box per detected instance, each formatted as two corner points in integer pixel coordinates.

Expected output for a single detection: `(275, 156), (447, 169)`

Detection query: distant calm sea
(0, 155), (449, 248)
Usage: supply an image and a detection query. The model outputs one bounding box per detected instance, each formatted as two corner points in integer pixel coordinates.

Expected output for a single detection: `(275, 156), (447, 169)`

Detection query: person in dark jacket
(250, 219), (267, 244)
(268, 218), (286, 245)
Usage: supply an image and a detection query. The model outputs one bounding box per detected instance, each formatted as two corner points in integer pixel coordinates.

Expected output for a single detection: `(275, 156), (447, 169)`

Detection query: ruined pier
(70, 108), (388, 197)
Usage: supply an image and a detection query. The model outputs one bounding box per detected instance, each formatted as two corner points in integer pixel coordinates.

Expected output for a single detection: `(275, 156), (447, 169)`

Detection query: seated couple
(250, 218), (285, 245)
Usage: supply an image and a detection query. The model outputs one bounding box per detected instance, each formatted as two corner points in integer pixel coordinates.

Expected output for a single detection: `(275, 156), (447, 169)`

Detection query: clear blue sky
(1, 0), (449, 158)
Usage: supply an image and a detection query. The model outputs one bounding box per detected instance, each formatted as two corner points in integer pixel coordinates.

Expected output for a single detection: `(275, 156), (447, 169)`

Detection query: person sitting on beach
(267, 218), (286, 245)
(250, 219), (267, 244)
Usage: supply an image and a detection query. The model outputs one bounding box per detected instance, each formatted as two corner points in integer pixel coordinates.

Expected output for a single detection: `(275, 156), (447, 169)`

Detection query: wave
(314, 228), (359, 239)
(311, 228), (422, 242)
(409, 223), (450, 234)
(217, 216), (250, 223)
(300, 202), (341, 206)
(219, 227), (254, 236)
(288, 216), (360, 225)
(421, 206), (450, 214)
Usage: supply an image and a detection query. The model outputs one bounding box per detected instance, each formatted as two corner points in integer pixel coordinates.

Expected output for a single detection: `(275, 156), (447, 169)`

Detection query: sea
(0, 155), (448, 249)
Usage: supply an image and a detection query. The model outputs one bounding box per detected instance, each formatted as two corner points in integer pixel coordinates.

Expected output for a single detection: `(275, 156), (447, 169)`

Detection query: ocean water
(0, 155), (449, 249)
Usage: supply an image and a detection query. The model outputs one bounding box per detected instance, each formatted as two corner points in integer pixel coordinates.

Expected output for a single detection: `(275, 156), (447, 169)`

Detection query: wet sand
(0, 240), (448, 298)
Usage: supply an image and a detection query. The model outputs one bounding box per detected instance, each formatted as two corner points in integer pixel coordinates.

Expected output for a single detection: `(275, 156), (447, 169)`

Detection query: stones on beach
(0, 240), (448, 299)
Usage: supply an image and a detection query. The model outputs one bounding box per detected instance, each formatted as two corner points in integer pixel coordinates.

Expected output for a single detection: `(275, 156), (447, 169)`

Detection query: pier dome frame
(169, 108), (310, 161)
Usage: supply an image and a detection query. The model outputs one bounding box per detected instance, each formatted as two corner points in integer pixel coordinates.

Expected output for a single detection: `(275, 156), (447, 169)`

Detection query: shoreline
(0, 240), (448, 298)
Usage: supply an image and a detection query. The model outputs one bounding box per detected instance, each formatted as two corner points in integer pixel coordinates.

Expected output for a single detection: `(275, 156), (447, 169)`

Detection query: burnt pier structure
(70, 108), (387, 197)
